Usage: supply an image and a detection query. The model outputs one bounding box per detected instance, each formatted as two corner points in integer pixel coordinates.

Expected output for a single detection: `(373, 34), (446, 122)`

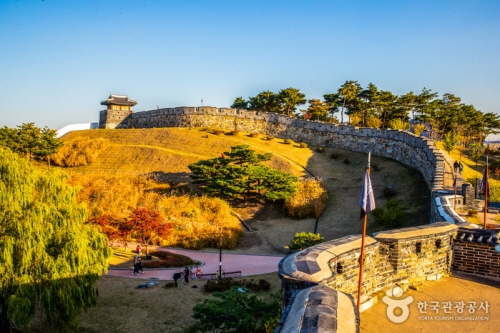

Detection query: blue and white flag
(480, 165), (489, 195)
(360, 169), (376, 219)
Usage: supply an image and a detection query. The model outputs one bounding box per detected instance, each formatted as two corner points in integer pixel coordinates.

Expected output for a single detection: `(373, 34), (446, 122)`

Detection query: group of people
(454, 160), (464, 174)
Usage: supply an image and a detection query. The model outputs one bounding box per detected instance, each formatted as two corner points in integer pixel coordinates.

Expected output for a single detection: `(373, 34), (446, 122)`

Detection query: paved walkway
(106, 246), (284, 280)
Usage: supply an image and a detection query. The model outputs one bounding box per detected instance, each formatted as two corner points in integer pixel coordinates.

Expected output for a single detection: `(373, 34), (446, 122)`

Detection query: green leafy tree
(468, 143), (485, 168)
(288, 232), (325, 253)
(276, 87), (306, 116)
(0, 148), (111, 331)
(231, 97), (248, 109)
(36, 127), (64, 166)
(189, 145), (297, 201)
(442, 131), (458, 154)
(305, 99), (329, 121)
(0, 123), (63, 164)
(338, 80), (362, 124)
(323, 93), (341, 122)
(248, 91), (280, 113)
(190, 289), (279, 333)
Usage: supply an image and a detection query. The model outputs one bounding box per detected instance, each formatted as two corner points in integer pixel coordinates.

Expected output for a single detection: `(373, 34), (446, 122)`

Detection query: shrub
(343, 158), (351, 164)
(412, 123), (426, 136)
(266, 135), (274, 141)
(316, 147), (325, 153)
(331, 153), (340, 159)
(288, 232), (324, 253)
(383, 187), (397, 198)
(299, 142), (308, 148)
(141, 251), (196, 268)
(212, 129), (224, 136)
(203, 278), (272, 293)
(283, 139), (292, 145)
(230, 130), (240, 136)
(371, 199), (405, 228)
(204, 278), (234, 292)
(250, 132), (259, 138)
(52, 137), (110, 167)
(285, 178), (328, 218)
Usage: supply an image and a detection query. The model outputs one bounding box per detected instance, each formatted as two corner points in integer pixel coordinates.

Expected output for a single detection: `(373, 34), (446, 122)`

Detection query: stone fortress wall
(99, 106), (500, 333)
(101, 106), (446, 192)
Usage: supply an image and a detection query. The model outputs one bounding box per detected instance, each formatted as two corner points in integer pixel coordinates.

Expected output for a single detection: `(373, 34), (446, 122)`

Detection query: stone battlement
(99, 106), (445, 191)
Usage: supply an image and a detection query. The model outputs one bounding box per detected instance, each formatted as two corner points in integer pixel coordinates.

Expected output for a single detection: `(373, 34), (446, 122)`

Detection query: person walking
(132, 257), (140, 275)
(137, 257), (144, 274)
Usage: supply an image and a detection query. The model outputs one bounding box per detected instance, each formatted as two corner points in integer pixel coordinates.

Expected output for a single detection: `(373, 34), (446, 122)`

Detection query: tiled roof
(100, 94), (137, 106)
(456, 227), (499, 245)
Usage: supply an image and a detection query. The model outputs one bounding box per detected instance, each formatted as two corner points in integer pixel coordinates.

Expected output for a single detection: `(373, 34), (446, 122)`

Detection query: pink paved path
(106, 246), (284, 280)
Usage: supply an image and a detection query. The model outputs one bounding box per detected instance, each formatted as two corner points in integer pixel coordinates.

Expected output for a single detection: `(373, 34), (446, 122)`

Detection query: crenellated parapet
(100, 103), (445, 191)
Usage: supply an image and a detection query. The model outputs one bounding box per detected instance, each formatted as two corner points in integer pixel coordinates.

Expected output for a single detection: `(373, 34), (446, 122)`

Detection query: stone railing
(276, 222), (458, 332)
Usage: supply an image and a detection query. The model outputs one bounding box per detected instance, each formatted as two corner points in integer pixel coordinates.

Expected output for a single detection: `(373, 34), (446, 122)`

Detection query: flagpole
(483, 155), (489, 230)
(357, 152), (370, 309)
(454, 174), (457, 211)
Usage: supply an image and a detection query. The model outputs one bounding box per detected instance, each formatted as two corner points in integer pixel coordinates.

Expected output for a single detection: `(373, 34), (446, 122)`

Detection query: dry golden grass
(78, 273), (281, 333)
(60, 128), (311, 179)
(57, 128), (430, 255)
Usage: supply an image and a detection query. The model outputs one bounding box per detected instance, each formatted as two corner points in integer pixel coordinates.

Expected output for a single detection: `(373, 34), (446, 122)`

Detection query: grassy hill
(60, 128), (311, 180)
(59, 127), (430, 254)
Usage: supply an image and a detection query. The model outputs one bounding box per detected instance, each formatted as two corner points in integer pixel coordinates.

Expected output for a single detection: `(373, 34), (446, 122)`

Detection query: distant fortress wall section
(103, 106), (445, 191)
(99, 109), (133, 129)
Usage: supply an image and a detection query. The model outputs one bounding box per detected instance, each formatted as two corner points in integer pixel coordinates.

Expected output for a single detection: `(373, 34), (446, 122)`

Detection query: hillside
(59, 127), (430, 254)
(61, 128), (311, 181)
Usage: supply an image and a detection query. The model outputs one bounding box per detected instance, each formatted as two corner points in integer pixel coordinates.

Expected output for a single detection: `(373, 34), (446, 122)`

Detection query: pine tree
(0, 148), (111, 331)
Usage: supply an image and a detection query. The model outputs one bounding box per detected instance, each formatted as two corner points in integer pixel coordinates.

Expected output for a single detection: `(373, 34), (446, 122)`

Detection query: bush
(230, 130), (240, 136)
(141, 251), (197, 268)
(203, 278), (271, 293)
(299, 142), (308, 148)
(288, 232), (324, 253)
(343, 158), (351, 164)
(316, 147), (325, 153)
(212, 129), (224, 136)
(266, 135), (274, 141)
(371, 199), (405, 228)
(250, 132), (259, 138)
(283, 139), (292, 145)
(331, 153), (340, 159)
(285, 178), (328, 218)
(52, 137), (110, 167)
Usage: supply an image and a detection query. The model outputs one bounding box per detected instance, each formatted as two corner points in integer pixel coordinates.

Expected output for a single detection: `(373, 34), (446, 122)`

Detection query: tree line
(0, 122), (62, 165)
(231, 81), (500, 145)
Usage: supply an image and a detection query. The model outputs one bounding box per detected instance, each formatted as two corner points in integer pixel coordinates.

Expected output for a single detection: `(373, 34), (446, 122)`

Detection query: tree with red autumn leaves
(125, 207), (173, 245)
(90, 214), (123, 243)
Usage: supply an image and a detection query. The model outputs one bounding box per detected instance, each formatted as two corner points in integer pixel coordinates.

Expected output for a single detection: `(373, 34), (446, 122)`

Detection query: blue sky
(1, 0), (499, 129)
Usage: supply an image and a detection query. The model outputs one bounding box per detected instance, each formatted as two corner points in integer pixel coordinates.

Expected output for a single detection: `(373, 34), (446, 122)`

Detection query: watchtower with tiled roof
(99, 94), (137, 129)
